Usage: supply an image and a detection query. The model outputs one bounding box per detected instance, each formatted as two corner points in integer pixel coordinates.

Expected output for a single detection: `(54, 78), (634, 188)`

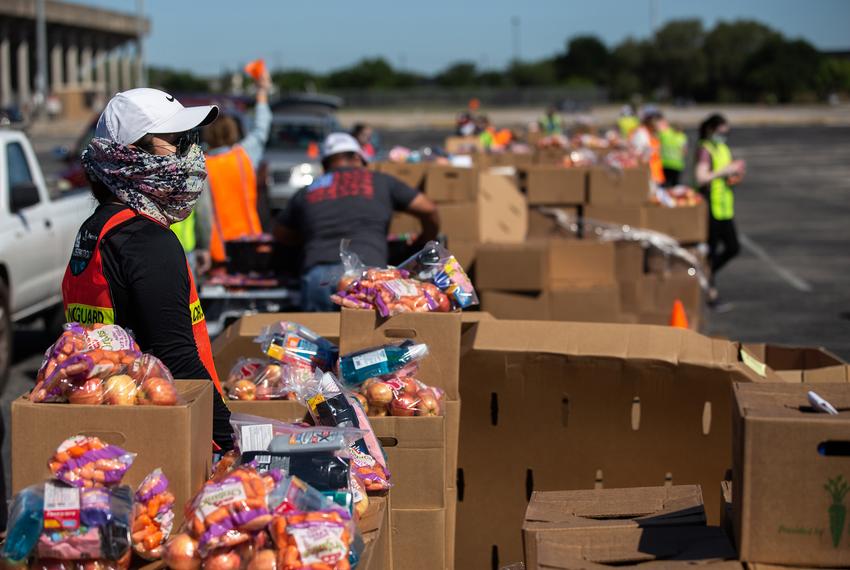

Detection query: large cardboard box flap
(534, 526), (736, 569)
(740, 343), (849, 383)
(375, 161), (428, 189)
(525, 486), (706, 530)
(478, 172), (529, 243)
(732, 383), (850, 567)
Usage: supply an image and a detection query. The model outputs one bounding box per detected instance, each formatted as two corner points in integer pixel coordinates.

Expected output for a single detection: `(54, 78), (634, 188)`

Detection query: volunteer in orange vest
(630, 106), (666, 186)
(63, 88), (232, 450)
(202, 69), (273, 263)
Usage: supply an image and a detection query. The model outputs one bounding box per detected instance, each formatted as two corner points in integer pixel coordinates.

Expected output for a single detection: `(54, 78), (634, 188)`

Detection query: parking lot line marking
(739, 233), (813, 293)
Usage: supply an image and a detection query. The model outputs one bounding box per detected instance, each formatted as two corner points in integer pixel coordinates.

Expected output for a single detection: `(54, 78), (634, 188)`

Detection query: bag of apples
(224, 358), (290, 401)
(358, 364), (445, 417)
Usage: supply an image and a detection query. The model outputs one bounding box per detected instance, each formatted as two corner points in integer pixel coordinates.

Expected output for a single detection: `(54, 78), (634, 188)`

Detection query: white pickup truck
(0, 129), (93, 384)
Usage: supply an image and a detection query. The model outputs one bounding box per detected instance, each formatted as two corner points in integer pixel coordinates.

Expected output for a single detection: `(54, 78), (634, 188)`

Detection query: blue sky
(86, 0), (850, 74)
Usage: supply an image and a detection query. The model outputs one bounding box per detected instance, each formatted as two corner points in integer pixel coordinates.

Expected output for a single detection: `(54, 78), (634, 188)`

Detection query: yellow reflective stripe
(65, 304), (115, 326)
(190, 298), (205, 325)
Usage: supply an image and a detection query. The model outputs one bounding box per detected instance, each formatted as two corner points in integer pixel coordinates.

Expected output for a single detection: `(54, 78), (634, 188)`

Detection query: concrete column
(65, 34), (78, 87)
(107, 49), (120, 95)
(120, 48), (132, 90)
(134, 40), (144, 87)
(0, 26), (11, 107)
(50, 38), (63, 92)
(80, 43), (93, 88)
(16, 34), (30, 105)
(94, 46), (107, 93)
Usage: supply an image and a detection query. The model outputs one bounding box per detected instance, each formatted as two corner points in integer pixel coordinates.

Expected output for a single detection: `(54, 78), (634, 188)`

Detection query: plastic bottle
(338, 342), (429, 386)
(2, 485), (45, 563)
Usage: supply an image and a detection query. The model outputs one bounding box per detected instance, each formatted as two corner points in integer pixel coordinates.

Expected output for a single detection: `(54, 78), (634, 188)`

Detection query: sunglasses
(138, 130), (199, 157)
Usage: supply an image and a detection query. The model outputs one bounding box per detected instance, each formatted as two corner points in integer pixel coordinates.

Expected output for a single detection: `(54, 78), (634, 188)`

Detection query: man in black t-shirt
(275, 133), (439, 311)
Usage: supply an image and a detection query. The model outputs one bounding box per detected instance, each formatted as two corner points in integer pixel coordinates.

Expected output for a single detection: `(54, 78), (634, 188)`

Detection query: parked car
(264, 94), (342, 210)
(0, 128), (93, 385)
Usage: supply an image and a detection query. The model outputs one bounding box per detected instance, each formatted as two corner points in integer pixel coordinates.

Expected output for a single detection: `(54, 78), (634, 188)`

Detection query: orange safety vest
(632, 126), (666, 185)
(61, 207), (223, 393)
(206, 145), (262, 263)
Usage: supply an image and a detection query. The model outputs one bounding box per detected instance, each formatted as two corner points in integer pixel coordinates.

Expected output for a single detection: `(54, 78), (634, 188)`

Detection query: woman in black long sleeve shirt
(62, 88), (231, 449)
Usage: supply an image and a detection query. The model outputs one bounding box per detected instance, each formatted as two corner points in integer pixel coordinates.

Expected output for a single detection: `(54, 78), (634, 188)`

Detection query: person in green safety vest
(171, 188), (214, 277)
(695, 114), (747, 306)
(659, 121), (688, 187)
(538, 105), (564, 136)
(617, 105), (639, 139)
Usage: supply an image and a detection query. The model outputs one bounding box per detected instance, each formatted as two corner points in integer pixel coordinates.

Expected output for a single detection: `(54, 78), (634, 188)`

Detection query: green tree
(742, 37), (822, 102)
(652, 19), (707, 99)
(703, 20), (781, 100)
(609, 38), (651, 99)
(148, 67), (209, 92)
(555, 35), (610, 83)
(325, 58), (402, 89)
(272, 69), (321, 92)
(507, 59), (557, 87)
(435, 62), (478, 87)
(816, 58), (850, 96)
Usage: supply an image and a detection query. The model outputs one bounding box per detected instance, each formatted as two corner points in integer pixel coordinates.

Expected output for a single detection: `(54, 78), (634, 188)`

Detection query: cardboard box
(475, 152), (535, 169)
(12, 381), (214, 526)
(523, 486), (707, 568)
(615, 241), (646, 283)
(588, 166), (651, 206)
(455, 320), (752, 569)
(212, 312), (340, 381)
(439, 174), (528, 244)
(359, 496), (390, 570)
(732, 383), (850, 567)
(444, 135), (480, 155)
(389, 487), (456, 570)
(586, 204), (708, 244)
(647, 245), (708, 277)
(740, 344), (850, 383)
(374, 162), (427, 190)
(389, 212), (422, 236)
(527, 207), (578, 239)
(476, 240), (617, 292)
(535, 147), (569, 165)
(644, 203), (708, 244)
(522, 166), (588, 205)
(481, 285), (623, 323)
(425, 165), (480, 203)
(720, 481), (733, 543)
(531, 526), (737, 570)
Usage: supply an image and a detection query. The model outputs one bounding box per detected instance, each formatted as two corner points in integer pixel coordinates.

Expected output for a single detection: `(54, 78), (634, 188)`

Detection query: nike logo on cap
(166, 95), (175, 102)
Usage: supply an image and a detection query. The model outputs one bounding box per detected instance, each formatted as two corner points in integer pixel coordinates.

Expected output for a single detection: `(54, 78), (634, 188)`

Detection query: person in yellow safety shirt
(617, 104), (639, 138)
(630, 106), (665, 186)
(477, 115), (496, 149)
(659, 122), (688, 187)
(538, 105), (564, 136)
(170, 187), (214, 276)
(201, 69), (273, 264)
(695, 113), (747, 307)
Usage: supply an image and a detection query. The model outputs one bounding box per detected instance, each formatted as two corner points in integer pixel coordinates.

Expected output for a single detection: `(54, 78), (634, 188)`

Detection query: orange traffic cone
(243, 59), (267, 81)
(669, 299), (689, 329)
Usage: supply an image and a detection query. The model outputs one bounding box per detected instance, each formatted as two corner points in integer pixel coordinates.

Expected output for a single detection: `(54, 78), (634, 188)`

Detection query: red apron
(62, 207), (222, 392)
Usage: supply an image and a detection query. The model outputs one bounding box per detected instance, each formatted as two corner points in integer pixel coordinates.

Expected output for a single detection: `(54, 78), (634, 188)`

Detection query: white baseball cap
(321, 132), (369, 163)
(95, 88), (219, 146)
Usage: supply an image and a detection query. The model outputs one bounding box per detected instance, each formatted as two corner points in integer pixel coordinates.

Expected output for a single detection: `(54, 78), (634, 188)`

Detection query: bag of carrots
(131, 469), (175, 561)
(270, 509), (356, 570)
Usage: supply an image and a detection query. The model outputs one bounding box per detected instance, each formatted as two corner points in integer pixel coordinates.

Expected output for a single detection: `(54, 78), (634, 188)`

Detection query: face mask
(712, 133), (727, 145)
(82, 138), (207, 225)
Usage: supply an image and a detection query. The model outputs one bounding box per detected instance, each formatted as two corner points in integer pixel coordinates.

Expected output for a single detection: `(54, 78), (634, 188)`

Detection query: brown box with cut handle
(11, 380), (214, 527)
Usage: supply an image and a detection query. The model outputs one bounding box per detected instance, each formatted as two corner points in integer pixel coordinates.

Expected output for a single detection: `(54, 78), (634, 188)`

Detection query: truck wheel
(0, 280), (11, 391)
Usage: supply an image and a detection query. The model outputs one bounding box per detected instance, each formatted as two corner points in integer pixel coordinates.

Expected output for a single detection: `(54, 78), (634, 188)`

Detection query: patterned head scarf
(81, 137), (206, 225)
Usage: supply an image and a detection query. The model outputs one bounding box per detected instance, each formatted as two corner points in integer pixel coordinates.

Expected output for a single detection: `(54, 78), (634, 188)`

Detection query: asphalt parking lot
(3, 124), (849, 497)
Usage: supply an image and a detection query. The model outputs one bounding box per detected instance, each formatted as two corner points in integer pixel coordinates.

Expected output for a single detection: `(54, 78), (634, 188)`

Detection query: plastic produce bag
(224, 358), (288, 401)
(270, 509), (358, 570)
(32, 323), (141, 404)
(255, 321), (339, 372)
(48, 436), (136, 489)
(338, 340), (429, 386)
(131, 469), (176, 560)
(359, 364), (445, 417)
(289, 370), (391, 492)
(399, 240), (479, 309)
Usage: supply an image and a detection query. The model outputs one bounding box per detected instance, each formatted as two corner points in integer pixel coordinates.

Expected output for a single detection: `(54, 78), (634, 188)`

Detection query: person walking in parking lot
(202, 69), (273, 264)
(274, 133), (440, 311)
(695, 113), (747, 306)
(63, 88), (231, 450)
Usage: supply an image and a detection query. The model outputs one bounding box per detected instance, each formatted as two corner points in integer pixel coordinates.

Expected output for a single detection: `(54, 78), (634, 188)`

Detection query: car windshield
(269, 121), (328, 150)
